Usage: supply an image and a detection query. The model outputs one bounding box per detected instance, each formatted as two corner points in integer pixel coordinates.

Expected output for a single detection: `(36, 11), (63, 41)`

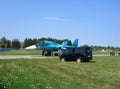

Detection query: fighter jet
(36, 39), (78, 56)
(36, 39), (68, 51)
(36, 39), (68, 56)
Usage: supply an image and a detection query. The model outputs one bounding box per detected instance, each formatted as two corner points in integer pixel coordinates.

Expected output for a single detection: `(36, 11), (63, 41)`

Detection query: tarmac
(0, 54), (111, 59)
(0, 55), (57, 59)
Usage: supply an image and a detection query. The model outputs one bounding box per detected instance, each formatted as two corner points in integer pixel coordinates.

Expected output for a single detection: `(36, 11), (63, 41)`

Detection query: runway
(0, 55), (57, 59)
(0, 54), (111, 59)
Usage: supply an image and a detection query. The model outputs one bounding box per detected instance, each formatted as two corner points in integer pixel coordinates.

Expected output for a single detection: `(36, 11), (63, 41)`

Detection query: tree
(83, 44), (89, 47)
(6, 40), (12, 48)
(32, 38), (38, 45)
(23, 38), (36, 48)
(23, 38), (28, 48)
(12, 39), (21, 49)
(0, 37), (7, 48)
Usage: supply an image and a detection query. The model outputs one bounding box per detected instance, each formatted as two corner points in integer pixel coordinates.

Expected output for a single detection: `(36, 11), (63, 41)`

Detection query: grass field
(0, 56), (120, 89)
(0, 50), (42, 55)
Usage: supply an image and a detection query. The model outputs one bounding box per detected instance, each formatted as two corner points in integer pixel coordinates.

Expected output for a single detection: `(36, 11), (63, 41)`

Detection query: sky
(0, 0), (120, 47)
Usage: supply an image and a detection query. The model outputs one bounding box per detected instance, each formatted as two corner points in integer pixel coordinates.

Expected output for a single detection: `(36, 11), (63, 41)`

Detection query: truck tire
(77, 58), (81, 62)
(61, 58), (65, 62)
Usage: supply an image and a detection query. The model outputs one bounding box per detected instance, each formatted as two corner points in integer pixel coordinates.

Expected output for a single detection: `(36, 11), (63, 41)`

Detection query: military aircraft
(36, 39), (68, 56)
(36, 39), (67, 50)
(36, 38), (79, 56)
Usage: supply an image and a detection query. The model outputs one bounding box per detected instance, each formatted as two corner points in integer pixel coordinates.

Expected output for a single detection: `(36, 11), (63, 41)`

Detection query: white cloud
(44, 17), (65, 21)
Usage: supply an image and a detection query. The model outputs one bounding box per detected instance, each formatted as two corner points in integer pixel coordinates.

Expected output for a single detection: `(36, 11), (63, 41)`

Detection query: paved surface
(0, 54), (112, 59)
(0, 55), (57, 59)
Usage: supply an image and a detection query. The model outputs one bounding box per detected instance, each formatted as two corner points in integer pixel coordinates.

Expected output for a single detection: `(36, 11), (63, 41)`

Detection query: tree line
(0, 37), (120, 51)
(0, 37), (72, 49)
(91, 45), (120, 52)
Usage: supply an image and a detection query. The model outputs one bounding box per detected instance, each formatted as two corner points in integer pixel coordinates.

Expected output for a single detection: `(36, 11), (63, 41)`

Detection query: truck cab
(59, 47), (92, 62)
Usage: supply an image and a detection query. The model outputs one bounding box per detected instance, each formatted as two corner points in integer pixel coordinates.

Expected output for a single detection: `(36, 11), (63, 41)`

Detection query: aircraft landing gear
(46, 50), (51, 56)
(42, 50), (52, 56)
(42, 50), (45, 56)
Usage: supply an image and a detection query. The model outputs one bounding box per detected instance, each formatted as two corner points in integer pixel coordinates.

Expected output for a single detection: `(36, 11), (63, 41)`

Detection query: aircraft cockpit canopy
(37, 41), (44, 46)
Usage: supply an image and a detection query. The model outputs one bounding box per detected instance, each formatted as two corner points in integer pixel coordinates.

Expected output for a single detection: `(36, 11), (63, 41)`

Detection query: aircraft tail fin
(72, 38), (79, 47)
(61, 39), (68, 47)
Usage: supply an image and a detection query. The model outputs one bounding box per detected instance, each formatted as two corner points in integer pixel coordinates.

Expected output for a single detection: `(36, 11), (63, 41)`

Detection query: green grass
(93, 51), (110, 54)
(0, 56), (120, 89)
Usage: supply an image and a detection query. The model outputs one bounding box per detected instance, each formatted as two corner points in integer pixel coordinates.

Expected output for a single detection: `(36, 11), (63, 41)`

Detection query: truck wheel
(61, 58), (65, 62)
(77, 58), (81, 62)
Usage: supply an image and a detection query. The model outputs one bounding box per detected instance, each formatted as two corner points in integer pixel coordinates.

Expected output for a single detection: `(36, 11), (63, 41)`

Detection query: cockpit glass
(37, 41), (44, 45)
